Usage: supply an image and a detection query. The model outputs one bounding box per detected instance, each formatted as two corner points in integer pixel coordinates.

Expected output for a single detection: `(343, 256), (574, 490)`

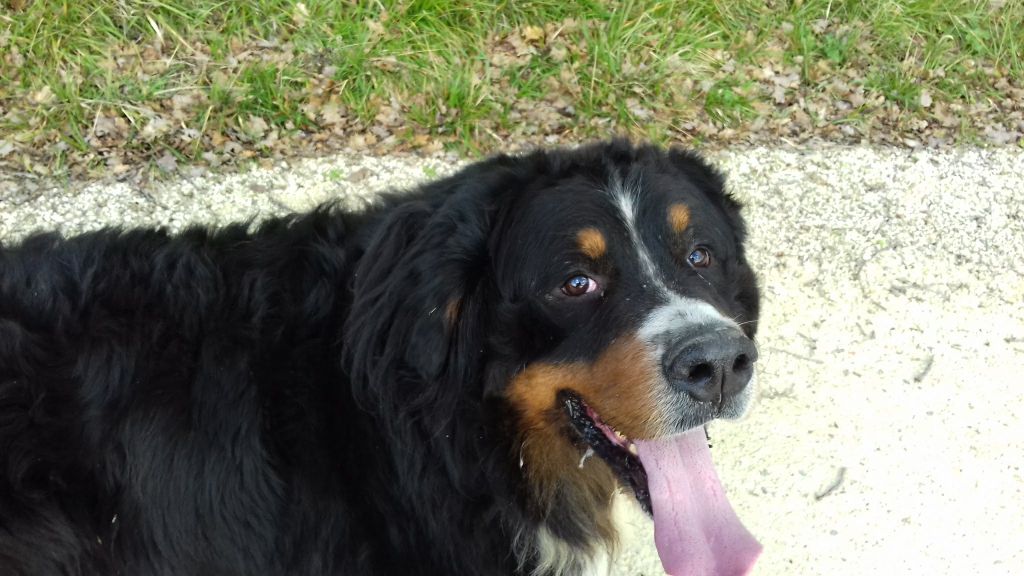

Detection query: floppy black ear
(344, 161), (522, 421)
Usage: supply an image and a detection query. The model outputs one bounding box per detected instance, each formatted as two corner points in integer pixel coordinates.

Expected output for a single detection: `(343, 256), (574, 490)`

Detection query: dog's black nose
(664, 331), (758, 404)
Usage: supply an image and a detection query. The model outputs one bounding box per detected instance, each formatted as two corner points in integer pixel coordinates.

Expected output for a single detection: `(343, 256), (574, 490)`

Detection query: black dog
(0, 141), (761, 575)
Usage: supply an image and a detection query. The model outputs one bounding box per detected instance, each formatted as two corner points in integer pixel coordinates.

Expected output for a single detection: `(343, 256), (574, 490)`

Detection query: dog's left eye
(688, 247), (712, 268)
(562, 275), (599, 297)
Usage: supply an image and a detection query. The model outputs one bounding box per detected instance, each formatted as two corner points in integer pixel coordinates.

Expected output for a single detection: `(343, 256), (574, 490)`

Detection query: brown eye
(562, 274), (597, 297)
(688, 247), (712, 268)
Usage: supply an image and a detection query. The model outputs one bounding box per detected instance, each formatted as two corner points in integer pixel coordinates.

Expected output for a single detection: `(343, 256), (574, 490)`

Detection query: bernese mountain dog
(0, 141), (761, 575)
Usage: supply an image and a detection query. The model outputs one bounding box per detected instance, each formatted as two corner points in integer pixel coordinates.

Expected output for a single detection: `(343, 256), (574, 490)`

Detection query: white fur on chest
(527, 491), (659, 576)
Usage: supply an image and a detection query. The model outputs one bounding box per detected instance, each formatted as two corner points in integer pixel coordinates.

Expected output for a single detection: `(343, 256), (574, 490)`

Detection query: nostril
(666, 332), (756, 402)
(687, 362), (714, 385)
(732, 354), (751, 373)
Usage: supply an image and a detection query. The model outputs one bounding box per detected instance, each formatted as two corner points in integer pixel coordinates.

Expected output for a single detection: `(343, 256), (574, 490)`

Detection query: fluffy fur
(0, 141), (759, 575)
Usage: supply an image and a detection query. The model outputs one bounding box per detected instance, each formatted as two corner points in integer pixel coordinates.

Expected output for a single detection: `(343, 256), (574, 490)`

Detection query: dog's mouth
(558, 389), (762, 576)
(560, 391), (652, 513)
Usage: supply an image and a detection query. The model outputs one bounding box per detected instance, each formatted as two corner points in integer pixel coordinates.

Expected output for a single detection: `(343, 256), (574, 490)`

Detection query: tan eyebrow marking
(668, 203), (691, 233)
(576, 227), (607, 260)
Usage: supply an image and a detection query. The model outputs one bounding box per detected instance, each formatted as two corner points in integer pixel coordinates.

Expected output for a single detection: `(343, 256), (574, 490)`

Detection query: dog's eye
(688, 247), (712, 268)
(562, 275), (598, 297)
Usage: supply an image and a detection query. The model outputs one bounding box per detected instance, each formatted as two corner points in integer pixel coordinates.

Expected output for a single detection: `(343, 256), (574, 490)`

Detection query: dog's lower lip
(559, 391), (651, 514)
(583, 403), (636, 453)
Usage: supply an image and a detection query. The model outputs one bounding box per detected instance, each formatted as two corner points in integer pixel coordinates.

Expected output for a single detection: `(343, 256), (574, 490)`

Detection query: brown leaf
(292, 2), (309, 27)
(772, 84), (788, 104)
(371, 56), (400, 72)
(321, 104), (347, 127)
(91, 116), (120, 139)
(347, 167), (374, 183)
(30, 85), (55, 105)
(626, 99), (652, 121)
(201, 151), (221, 166)
(241, 115), (269, 140)
(521, 26), (545, 44)
(155, 152), (178, 172)
(222, 141), (244, 157)
(366, 19), (386, 39)
(983, 125), (1020, 145)
(507, 30), (538, 57)
(140, 116), (172, 141)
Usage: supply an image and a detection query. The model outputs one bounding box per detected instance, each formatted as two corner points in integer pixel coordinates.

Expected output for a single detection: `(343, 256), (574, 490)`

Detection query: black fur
(0, 141), (759, 575)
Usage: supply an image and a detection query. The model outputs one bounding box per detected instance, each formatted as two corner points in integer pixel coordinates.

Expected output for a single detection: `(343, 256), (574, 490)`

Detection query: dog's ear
(345, 161), (521, 421)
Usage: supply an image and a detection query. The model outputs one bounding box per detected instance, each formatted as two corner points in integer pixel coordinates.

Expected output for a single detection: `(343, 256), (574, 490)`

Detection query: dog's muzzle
(662, 328), (758, 407)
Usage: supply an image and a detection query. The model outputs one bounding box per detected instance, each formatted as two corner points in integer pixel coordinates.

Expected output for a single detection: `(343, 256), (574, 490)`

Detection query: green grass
(704, 80), (756, 125)
(1, 0), (1022, 175)
(867, 68), (922, 110)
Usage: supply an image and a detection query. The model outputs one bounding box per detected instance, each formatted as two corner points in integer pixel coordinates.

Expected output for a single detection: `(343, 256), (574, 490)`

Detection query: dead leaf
(549, 44), (568, 63)
(140, 117), (172, 141)
(292, 2), (309, 27)
(521, 26), (545, 44)
(91, 116), (119, 138)
(222, 141), (244, 156)
(320, 104), (347, 127)
(347, 133), (368, 150)
(626, 99), (653, 121)
(772, 84), (788, 104)
(366, 19), (386, 39)
(983, 125), (1020, 145)
(178, 127), (200, 142)
(241, 115), (269, 140)
(155, 152), (178, 172)
(30, 85), (55, 105)
(372, 56), (400, 72)
(347, 167), (374, 183)
(507, 30), (538, 57)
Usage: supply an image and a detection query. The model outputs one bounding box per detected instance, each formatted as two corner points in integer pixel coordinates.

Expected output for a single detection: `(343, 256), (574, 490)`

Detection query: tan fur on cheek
(505, 336), (664, 522)
(507, 337), (662, 442)
(668, 203), (691, 233)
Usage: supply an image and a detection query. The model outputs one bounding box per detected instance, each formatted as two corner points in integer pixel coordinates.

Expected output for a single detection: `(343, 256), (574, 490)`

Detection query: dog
(0, 141), (761, 575)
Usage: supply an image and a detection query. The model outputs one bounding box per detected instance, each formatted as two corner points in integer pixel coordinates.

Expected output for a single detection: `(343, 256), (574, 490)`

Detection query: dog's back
(0, 214), (378, 575)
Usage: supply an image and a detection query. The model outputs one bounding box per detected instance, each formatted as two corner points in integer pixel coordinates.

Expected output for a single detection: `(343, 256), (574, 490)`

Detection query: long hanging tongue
(634, 428), (761, 576)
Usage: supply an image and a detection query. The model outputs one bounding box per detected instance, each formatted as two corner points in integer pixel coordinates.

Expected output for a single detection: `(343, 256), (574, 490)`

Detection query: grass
(866, 68), (922, 110)
(1, 0), (1022, 176)
(704, 80), (756, 125)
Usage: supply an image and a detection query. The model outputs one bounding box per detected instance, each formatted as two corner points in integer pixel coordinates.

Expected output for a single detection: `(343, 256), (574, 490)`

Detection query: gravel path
(2, 146), (1022, 575)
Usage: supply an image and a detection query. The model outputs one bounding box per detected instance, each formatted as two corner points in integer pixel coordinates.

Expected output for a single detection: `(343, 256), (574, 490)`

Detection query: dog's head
(346, 141), (761, 573)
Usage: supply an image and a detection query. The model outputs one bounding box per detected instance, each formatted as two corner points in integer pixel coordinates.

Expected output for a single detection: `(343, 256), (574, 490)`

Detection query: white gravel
(2, 145), (1022, 576)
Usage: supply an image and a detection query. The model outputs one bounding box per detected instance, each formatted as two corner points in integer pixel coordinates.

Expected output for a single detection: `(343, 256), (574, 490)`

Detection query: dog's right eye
(562, 275), (598, 297)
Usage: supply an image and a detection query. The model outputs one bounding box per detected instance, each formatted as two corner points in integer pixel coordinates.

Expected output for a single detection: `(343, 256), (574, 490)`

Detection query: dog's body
(0, 141), (761, 575)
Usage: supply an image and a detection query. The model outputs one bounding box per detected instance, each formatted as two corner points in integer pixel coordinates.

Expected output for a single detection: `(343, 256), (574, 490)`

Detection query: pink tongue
(634, 428), (762, 576)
